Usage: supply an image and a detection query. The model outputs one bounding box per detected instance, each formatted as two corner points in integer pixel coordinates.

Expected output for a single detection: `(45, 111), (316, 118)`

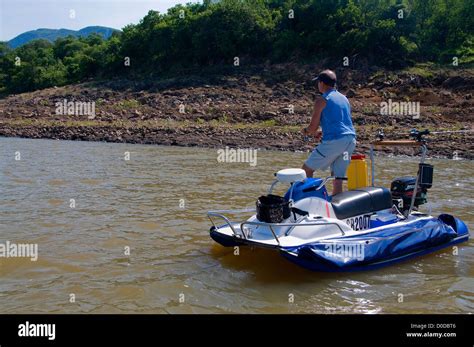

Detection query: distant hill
(8, 26), (118, 48)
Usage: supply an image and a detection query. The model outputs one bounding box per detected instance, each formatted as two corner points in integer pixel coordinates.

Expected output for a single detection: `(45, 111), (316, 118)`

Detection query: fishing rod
(430, 129), (473, 134)
(376, 128), (474, 142)
(302, 128), (472, 146)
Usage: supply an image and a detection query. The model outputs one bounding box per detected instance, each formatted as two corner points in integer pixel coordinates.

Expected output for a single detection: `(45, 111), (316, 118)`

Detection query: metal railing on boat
(207, 210), (346, 246)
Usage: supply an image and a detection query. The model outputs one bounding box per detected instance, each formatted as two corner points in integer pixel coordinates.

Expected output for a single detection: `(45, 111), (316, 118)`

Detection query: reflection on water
(0, 137), (472, 313)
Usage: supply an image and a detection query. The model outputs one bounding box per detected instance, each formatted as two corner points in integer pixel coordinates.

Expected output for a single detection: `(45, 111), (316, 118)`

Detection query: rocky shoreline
(0, 64), (473, 159)
(0, 121), (471, 160)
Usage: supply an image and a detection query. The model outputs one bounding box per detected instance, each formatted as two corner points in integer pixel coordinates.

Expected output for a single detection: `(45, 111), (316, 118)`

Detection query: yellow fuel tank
(347, 154), (369, 190)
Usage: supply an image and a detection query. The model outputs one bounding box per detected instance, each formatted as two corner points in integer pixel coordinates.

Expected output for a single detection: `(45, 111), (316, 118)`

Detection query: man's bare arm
(303, 97), (326, 135)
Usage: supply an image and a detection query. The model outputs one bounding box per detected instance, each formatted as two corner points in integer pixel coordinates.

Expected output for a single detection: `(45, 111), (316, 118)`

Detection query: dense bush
(0, 0), (472, 94)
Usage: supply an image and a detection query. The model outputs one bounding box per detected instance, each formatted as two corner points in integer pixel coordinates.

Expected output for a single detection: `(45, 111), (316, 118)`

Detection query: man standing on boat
(301, 69), (356, 195)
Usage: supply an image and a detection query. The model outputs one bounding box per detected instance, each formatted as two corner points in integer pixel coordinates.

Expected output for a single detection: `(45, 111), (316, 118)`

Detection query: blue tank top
(320, 89), (356, 141)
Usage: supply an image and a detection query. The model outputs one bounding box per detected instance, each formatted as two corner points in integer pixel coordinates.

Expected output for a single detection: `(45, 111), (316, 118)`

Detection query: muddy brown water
(0, 137), (472, 313)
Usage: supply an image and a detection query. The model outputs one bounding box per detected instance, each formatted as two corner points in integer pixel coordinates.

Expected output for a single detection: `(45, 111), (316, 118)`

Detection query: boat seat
(331, 187), (392, 220)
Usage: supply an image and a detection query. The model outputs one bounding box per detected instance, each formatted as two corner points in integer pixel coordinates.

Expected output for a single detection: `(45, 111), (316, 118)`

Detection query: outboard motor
(391, 163), (433, 212)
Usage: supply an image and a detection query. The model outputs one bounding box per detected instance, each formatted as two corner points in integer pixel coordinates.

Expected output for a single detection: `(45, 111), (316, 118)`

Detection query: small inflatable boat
(207, 130), (470, 272)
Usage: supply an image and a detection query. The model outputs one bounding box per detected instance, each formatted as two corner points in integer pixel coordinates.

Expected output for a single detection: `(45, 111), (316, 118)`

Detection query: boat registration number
(345, 214), (371, 231)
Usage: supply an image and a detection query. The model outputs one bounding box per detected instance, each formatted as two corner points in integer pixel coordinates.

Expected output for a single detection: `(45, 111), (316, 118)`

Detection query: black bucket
(256, 194), (291, 223)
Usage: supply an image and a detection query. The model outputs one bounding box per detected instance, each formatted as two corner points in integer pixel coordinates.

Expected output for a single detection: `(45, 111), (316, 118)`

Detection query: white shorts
(305, 135), (356, 177)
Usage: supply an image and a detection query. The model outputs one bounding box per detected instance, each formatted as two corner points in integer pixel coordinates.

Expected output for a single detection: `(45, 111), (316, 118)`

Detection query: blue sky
(0, 0), (194, 41)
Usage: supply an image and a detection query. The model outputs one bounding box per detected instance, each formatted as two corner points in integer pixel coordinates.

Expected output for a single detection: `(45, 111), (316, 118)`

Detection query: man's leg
(331, 136), (356, 195)
(304, 143), (333, 179)
(332, 179), (343, 195)
(302, 163), (314, 178)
